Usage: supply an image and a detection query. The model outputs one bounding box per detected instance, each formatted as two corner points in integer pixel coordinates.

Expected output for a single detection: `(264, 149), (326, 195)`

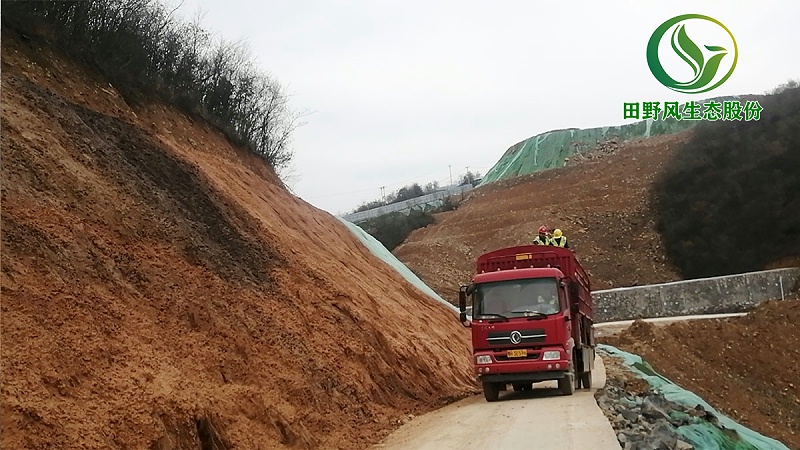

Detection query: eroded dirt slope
(1, 32), (475, 450)
(602, 300), (800, 450)
(394, 135), (685, 301)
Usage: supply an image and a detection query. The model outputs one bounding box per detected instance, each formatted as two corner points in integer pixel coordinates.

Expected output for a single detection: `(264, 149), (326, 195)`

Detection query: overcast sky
(177, 1), (799, 214)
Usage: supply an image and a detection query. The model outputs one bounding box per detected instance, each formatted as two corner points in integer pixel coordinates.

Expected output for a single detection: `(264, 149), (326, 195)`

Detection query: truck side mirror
(458, 285), (472, 326)
(569, 281), (580, 298)
(569, 281), (581, 314)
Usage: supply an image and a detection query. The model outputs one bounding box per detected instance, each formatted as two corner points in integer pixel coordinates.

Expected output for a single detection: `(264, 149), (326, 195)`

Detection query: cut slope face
(394, 134), (685, 301)
(1, 33), (474, 450)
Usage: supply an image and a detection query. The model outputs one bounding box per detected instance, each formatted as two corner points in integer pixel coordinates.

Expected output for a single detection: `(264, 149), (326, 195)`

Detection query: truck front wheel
(558, 368), (575, 396)
(482, 381), (500, 402)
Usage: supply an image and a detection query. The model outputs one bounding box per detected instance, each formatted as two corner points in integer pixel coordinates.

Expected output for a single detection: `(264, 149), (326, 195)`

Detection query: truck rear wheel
(580, 371), (592, 389)
(558, 368), (575, 396)
(482, 381), (500, 402)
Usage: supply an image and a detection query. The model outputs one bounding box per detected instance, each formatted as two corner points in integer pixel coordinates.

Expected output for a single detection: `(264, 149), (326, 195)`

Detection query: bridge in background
(341, 184), (474, 223)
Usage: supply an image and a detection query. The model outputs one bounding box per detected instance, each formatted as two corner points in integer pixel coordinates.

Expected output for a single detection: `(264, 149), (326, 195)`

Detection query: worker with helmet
(533, 226), (550, 245)
(550, 228), (569, 248)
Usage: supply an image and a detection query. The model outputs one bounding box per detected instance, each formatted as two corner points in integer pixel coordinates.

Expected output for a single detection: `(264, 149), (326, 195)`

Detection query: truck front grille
(486, 328), (546, 345)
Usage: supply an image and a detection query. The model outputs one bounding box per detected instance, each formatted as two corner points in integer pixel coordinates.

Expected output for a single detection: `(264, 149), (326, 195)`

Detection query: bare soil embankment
(602, 300), (800, 449)
(1, 31), (475, 450)
(394, 134), (686, 301)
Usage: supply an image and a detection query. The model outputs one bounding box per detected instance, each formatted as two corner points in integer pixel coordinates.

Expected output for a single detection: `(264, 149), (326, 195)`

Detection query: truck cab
(459, 246), (595, 402)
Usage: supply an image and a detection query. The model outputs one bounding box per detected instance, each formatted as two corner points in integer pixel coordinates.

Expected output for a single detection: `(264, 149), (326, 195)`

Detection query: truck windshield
(475, 278), (560, 318)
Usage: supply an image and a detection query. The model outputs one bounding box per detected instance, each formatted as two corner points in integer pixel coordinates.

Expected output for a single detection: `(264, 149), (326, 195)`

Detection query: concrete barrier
(593, 267), (800, 323)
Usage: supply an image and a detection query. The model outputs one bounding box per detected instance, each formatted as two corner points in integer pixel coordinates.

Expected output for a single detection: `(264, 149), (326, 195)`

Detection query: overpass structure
(341, 184), (473, 223)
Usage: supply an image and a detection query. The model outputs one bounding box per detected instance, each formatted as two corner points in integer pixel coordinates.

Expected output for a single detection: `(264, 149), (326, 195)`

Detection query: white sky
(177, 1), (799, 214)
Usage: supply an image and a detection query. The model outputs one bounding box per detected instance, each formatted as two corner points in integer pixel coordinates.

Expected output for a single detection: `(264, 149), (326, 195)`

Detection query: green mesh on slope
(598, 344), (789, 450)
(480, 118), (696, 184)
(338, 218), (458, 314)
(480, 95), (744, 185)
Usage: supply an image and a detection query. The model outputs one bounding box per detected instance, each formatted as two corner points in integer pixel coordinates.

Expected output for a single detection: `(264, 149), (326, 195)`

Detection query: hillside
(394, 134), (686, 301)
(395, 88), (799, 301)
(1, 31), (475, 450)
(479, 117), (697, 184)
(655, 85), (800, 278)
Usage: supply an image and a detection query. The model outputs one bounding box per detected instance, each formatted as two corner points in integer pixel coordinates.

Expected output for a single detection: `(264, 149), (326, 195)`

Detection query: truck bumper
(474, 352), (571, 382)
(478, 370), (568, 384)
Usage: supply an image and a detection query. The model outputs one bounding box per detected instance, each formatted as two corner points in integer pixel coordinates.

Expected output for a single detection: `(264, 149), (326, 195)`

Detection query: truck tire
(482, 381), (500, 402)
(558, 369), (575, 396)
(580, 371), (592, 389)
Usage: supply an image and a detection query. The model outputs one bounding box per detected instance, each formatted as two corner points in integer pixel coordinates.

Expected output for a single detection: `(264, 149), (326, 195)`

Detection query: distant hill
(480, 97), (739, 185)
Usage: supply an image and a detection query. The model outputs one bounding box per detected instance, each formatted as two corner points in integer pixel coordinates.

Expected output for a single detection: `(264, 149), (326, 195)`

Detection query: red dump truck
(458, 245), (595, 402)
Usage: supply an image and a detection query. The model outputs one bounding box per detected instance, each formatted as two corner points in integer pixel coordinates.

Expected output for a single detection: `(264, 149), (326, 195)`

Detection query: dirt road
(374, 356), (620, 450)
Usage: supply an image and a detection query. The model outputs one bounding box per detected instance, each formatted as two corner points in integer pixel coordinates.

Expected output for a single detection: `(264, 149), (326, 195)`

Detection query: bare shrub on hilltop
(2, 0), (298, 170)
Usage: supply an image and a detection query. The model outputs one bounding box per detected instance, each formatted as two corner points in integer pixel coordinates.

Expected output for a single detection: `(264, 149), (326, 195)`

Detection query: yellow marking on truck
(507, 349), (527, 358)
(515, 253), (532, 260)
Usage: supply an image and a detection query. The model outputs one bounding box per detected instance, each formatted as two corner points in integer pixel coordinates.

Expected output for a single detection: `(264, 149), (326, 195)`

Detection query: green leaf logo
(647, 14), (738, 94)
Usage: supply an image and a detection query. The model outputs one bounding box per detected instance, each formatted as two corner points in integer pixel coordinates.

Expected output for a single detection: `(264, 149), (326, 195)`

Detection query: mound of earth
(602, 300), (800, 450)
(394, 134), (686, 301)
(1, 31), (475, 450)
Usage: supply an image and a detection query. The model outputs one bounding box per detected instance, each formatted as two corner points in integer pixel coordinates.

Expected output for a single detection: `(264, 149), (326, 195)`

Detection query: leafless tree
(2, 0), (298, 171)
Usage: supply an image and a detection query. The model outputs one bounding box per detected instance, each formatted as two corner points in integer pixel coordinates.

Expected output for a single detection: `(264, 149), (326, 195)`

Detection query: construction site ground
(3, 27), (800, 450)
(393, 134), (686, 302)
(602, 300), (800, 450)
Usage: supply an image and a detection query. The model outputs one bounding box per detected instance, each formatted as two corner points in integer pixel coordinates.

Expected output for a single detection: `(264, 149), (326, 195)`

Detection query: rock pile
(565, 138), (622, 166)
(596, 379), (703, 450)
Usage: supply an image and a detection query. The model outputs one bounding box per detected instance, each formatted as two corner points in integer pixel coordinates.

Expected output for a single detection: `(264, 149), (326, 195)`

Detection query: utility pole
(449, 165), (452, 186)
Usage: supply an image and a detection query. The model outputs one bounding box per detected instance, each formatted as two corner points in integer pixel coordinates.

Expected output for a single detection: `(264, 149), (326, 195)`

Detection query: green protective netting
(479, 96), (740, 185)
(598, 344), (790, 450)
(338, 218), (459, 314)
(479, 119), (695, 185)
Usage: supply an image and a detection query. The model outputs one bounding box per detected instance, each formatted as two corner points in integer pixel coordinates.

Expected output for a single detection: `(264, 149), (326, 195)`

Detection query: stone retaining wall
(594, 268), (800, 322)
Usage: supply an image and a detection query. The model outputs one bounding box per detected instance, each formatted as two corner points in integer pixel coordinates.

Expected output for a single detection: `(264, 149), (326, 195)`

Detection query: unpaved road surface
(375, 356), (620, 450)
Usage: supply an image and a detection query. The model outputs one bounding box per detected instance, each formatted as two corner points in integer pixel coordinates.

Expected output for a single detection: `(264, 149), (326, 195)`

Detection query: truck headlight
(476, 355), (492, 365)
(542, 351), (560, 361)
